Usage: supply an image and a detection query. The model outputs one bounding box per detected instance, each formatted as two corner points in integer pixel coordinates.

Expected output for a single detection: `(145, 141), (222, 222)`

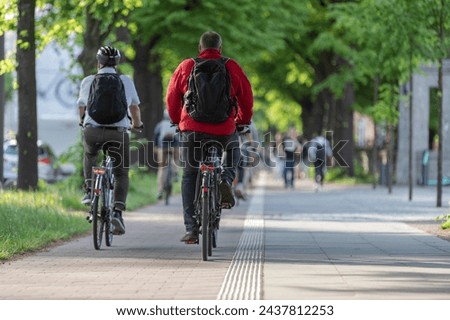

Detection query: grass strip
(0, 191), (89, 260)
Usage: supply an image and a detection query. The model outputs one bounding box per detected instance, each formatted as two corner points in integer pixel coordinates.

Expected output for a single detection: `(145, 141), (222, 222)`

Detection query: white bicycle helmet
(96, 46), (121, 66)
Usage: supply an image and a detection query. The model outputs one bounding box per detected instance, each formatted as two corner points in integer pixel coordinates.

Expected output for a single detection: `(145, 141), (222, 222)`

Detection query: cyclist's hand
(171, 122), (181, 133)
(79, 112), (85, 127)
(132, 123), (144, 133)
(236, 124), (250, 135)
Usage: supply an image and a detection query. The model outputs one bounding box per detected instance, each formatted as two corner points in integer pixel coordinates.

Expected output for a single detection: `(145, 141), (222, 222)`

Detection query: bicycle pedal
(86, 215), (93, 223)
(184, 239), (199, 245)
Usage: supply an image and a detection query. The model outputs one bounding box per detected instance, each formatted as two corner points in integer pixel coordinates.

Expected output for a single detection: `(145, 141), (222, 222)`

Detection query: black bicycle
(192, 140), (225, 261)
(87, 145), (115, 250)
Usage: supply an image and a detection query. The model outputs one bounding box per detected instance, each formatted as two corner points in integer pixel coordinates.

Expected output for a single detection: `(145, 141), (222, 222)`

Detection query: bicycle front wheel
(91, 196), (103, 250)
(211, 211), (219, 249)
(105, 170), (115, 246)
(105, 208), (113, 247)
(207, 196), (214, 256)
(208, 220), (213, 256)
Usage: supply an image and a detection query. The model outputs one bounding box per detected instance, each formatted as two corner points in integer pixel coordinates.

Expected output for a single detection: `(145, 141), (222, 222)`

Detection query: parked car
(3, 139), (58, 184)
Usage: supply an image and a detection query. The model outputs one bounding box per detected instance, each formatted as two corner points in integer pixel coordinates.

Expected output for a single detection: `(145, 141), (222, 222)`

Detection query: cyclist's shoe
(180, 230), (198, 243)
(81, 192), (91, 205)
(112, 210), (126, 235)
(235, 188), (247, 201)
(219, 180), (235, 209)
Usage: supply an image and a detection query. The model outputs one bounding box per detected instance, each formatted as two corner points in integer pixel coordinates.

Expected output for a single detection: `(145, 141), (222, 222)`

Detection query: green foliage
(126, 168), (162, 211)
(132, 0), (295, 67)
(253, 90), (302, 133)
(366, 83), (400, 125)
(326, 162), (372, 185)
(3, 0), (450, 179)
(436, 213), (450, 230)
(328, 0), (444, 128)
(0, 0), (17, 34)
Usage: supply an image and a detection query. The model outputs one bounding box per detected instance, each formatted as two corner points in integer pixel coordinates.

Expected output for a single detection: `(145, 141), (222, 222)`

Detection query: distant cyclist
(234, 122), (260, 200)
(280, 128), (301, 189)
(166, 31), (253, 243)
(77, 46), (143, 235)
(308, 134), (332, 191)
(153, 108), (179, 200)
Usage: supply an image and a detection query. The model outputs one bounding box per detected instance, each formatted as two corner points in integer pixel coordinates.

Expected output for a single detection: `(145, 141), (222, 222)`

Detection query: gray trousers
(82, 126), (130, 211)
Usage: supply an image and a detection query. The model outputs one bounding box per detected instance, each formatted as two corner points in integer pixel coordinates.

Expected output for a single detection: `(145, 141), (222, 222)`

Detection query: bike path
(1, 171), (450, 299)
(0, 193), (251, 299)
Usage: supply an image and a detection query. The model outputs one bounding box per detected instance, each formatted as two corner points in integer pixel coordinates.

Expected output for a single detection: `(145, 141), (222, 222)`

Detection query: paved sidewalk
(1, 170), (450, 300)
(262, 172), (450, 299)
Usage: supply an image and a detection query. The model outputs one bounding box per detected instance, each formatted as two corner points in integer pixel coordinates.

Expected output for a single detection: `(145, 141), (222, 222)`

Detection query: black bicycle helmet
(96, 46), (121, 66)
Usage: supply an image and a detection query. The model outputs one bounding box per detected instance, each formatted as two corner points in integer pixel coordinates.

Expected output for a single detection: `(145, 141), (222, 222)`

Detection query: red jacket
(166, 48), (253, 135)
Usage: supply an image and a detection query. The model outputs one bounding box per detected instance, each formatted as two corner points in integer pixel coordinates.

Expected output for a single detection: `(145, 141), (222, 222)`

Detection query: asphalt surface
(1, 170), (450, 300)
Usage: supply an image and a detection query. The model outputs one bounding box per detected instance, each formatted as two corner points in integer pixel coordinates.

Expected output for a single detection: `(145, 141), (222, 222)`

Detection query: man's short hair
(199, 31), (222, 50)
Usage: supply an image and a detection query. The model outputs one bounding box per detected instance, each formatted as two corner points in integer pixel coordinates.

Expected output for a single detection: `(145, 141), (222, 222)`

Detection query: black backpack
(184, 57), (237, 123)
(87, 73), (128, 125)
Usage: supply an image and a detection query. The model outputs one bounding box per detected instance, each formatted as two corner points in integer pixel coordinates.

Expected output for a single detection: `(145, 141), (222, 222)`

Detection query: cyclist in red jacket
(166, 31), (253, 242)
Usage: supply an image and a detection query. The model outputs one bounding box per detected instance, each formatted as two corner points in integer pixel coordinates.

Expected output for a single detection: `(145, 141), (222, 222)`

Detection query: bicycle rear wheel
(91, 196), (103, 250)
(201, 191), (209, 261)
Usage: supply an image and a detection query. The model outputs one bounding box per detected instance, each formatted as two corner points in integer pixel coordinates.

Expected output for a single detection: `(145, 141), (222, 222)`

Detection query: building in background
(4, 33), (80, 156)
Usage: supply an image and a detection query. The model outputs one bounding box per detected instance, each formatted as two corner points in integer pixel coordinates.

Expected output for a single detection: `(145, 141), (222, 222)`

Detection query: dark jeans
(83, 126), (130, 211)
(180, 131), (240, 232)
(314, 147), (326, 185)
(283, 160), (295, 188)
(314, 160), (326, 184)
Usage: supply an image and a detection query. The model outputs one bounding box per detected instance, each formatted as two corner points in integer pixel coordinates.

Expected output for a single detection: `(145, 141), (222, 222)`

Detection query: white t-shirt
(77, 67), (140, 128)
(311, 136), (333, 157)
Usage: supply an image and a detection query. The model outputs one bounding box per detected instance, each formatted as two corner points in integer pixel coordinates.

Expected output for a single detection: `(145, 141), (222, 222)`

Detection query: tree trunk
(17, 0), (38, 190)
(436, 60), (443, 207)
(0, 35), (5, 186)
(334, 82), (355, 176)
(386, 123), (394, 194)
(300, 96), (323, 140)
(131, 38), (163, 169)
(372, 75), (379, 189)
(408, 69), (413, 201)
(77, 8), (112, 77)
(436, 1), (445, 207)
